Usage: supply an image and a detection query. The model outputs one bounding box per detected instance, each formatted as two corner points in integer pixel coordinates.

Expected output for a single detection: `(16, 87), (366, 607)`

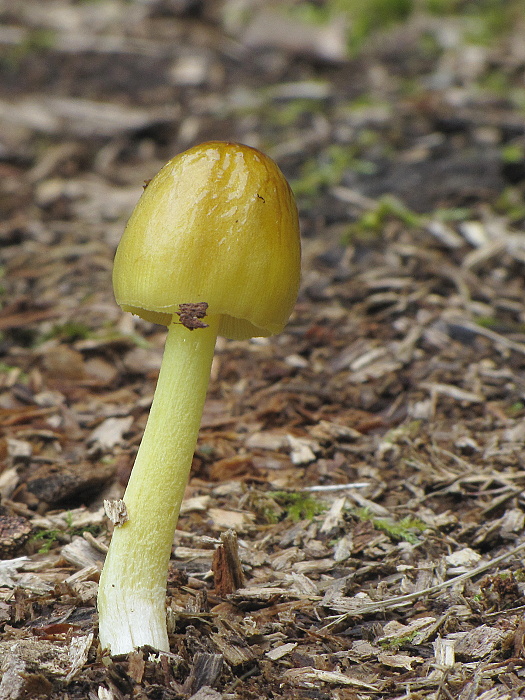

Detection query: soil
(2, 1), (525, 699)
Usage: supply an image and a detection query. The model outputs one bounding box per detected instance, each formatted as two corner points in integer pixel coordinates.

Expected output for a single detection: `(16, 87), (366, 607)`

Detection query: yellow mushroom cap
(113, 141), (301, 340)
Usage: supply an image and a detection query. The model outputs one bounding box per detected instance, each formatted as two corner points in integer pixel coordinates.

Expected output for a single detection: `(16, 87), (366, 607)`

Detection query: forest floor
(2, 1), (525, 698)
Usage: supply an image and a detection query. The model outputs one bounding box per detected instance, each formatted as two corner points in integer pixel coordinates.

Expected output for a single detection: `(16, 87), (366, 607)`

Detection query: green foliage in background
(272, 491), (327, 522)
(292, 144), (375, 202)
(30, 512), (102, 554)
(290, 0), (525, 53)
(353, 507), (427, 544)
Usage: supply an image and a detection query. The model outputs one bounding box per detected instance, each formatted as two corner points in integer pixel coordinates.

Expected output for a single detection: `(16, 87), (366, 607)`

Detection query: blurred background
(2, 3), (525, 696)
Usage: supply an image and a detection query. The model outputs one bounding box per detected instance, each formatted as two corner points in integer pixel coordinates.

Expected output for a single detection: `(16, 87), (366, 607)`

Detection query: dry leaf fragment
(89, 416), (133, 450)
(41, 344), (86, 380)
(83, 356), (119, 384)
(209, 455), (256, 481)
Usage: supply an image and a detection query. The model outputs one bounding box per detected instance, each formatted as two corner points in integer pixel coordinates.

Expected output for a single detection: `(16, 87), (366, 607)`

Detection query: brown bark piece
(182, 653), (223, 696)
(212, 529), (245, 596)
(127, 650), (145, 683)
(0, 515), (32, 557)
(22, 461), (115, 505)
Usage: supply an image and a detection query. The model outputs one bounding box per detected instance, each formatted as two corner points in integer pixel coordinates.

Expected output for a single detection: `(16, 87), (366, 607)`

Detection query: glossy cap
(113, 141), (301, 339)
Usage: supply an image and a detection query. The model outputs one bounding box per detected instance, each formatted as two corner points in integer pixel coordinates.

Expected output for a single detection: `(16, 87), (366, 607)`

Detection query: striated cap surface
(113, 141), (301, 339)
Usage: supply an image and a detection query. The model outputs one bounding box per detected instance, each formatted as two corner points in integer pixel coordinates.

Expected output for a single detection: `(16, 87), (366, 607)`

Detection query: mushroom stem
(97, 313), (219, 655)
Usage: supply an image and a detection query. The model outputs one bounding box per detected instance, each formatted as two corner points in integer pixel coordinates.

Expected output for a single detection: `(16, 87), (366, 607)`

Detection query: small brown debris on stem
(176, 302), (209, 330)
(212, 529), (245, 596)
(103, 499), (129, 526)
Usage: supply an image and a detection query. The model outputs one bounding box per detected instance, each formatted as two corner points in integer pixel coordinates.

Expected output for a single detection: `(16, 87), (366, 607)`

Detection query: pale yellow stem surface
(97, 315), (219, 655)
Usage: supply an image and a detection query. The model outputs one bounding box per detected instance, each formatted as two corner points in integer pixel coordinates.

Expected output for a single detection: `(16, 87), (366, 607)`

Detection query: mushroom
(97, 141), (301, 655)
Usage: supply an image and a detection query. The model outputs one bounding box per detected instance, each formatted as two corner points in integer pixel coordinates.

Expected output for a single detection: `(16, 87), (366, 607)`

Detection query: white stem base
(98, 315), (219, 654)
(99, 589), (170, 656)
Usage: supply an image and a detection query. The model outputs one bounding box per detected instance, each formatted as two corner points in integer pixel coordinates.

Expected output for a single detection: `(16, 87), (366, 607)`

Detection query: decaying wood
(182, 653), (224, 696)
(212, 529), (245, 596)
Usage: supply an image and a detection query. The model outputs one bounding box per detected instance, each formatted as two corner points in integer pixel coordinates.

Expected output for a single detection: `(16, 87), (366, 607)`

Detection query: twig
(301, 483), (371, 493)
(448, 318), (525, 356)
(321, 539), (525, 631)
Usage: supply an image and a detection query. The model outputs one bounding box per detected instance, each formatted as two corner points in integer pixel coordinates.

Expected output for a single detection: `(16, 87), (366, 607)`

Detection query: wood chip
(173, 547), (214, 560)
(245, 432), (288, 451)
(419, 381), (484, 403)
(15, 574), (54, 595)
(287, 435), (320, 465)
(266, 642), (297, 660)
(180, 495), (211, 514)
(212, 530), (245, 596)
(127, 650), (146, 684)
(433, 636), (456, 668)
(449, 625), (510, 659)
(65, 633), (94, 682)
(378, 651), (423, 670)
(320, 497), (346, 534)
(0, 97), (179, 138)
(209, 633), (254, 667)
(282, 668), (379, 690)
(188, 686), (223, 700)
(61, 536), (105, 570)
(24, 461), (115, 505)
(183, 653), (223, 695)
(207, 508), (255, 532)
(0, 516), (32, 557)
